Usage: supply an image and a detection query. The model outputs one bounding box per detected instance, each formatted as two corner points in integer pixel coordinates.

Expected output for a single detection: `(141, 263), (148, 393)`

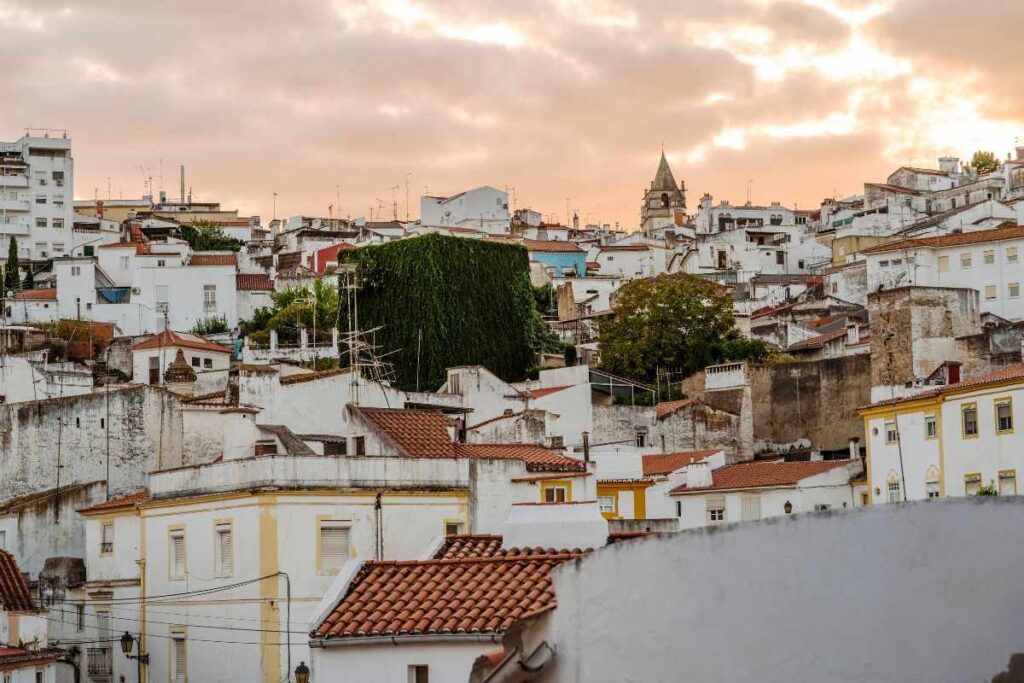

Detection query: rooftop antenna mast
(404, 173), (412, 222)
(339, 264), (398, 406)
(386, 185), (399, 221)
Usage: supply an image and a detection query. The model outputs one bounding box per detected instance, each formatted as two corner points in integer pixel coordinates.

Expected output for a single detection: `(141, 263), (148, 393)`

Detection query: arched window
(925, 466), (940, 499)
(660, 192), (669, 208)
(886, 471), (902, 503)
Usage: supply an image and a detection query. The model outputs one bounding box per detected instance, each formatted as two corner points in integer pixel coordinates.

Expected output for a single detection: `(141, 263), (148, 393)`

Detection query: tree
(21, 267), (33, 291)
(180, 220), (244, 252)
(598, 273), (770, 382)
(4, 237), (18, 293)
(966, 150), (1000, 176)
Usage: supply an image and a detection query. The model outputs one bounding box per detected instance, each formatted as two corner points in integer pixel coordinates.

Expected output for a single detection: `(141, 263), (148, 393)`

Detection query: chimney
(501, 501), (608, 550)
(581, 431), (590, 464)
(848, 436), (860, 460)
(686, 460), (713, 489)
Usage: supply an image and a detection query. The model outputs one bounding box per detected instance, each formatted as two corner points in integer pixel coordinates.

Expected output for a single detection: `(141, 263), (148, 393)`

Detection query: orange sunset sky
(7, 0), (1023, 228)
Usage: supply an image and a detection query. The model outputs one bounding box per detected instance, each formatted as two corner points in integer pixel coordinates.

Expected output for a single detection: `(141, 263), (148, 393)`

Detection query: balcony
(0, 175), (27, 188)
(0, 199), (30, 212)
(87, 647), (112, 681)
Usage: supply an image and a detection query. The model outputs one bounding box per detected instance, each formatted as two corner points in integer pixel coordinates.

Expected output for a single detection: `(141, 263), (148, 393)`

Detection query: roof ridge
(362, 551), (588, 568)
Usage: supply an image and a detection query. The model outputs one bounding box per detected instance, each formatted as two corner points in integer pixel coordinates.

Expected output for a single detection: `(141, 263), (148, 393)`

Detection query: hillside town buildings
(1, 128), (1024, 681)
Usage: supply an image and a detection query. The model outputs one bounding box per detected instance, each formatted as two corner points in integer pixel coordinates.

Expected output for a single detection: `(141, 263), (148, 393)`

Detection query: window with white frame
(999, 470), (1016, 496)
(1008, 247), (1019, 264)
(985, 284), (997, 300)
(925, 480), (939, 498)
(319, 521), (351, 572)
(634, 427), (648, 447)
(962, 403), (979, 437)
(887, 479), (901, 503)
(214, 522), (233, 577)
(408, 664), (429, 683)
(119, 255), (129, 270)
(100, 522), (114, 554)
(925, 415), (937, 439)
(203, 285), (216, 312)
(996, 398), (1013, 433)
(884, 421), (897, 444)
(598, 496), (616, 514)
(706, 497), (725, 524)
(984, 249), (995, 265)
(960, 253), (972, 269)
(169, 528), (186, 580)
(964, 474), (981, 496)
(444, 521), (464, 536)
(1010, 282), (1021, 298)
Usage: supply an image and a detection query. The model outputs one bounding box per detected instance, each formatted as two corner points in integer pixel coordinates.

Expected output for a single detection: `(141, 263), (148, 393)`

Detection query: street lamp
(783, 501), (793, 514)
(295, 661), (310, 683)
(120, 631), (149, 664)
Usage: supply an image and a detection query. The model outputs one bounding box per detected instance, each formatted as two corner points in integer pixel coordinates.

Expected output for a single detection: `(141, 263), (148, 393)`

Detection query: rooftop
(0, 549), (35, 612)
(10, 287), (56, 301)
(236, 273), (274, 291)
(78, 490), (149, 514)
(131, 329), (232, 355)
(522, 239), (584, 253)
(655, 398), (696, 420)
(861, 225), (1024, 255)
(188, 253), (236, 267)
(788, 328), (849, 351)
(670, 459), (854, 495)
(860, 363), (1024, 410)
(642, 450), (720, 477)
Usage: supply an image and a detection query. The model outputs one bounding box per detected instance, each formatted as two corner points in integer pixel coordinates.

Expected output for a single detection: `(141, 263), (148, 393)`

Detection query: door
(741, 495), (761, 522)
(149, 356), (160, 384)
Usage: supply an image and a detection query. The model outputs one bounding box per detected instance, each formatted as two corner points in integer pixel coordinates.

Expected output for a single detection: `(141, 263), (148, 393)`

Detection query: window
(925, 415), (937, 439)
(1008, 247), (1019, 264)
(76, 604), (85, 631)
(254, 440), (277, 456)
(191, 356), (200, 367)
(775, 251), (785, 265)
(634, 427), (648, 447)
(814, 504), (831, 512)
(101, 522), (114, 554)
(1011, 283), (1021, 298)
(203, 358), (212, 369)
(409, 665), (429, 683)
(543, 485), (568, 503)
(34, 217), (48, 229)
(884, 421), (897, 444)
(169, 528), (186, 580)
(996, 398), (1013, 433)
(706, 497), (725, 524)
(984, 249), (995, 265)
(444, 521), (464, 536)
(0, 530), (5, 549)
(675, 501), (682, 517)
(171, 631), (187, 683)
(119, 255), (129, 270)
(99, 418), (104, 429)
(203, 285), (217, 312)
(964, 473), (981, 496)
(35, 194), (46, 204)
(960, 253), (972, 269)
(938, 255), (949, 272)
(985, 284), (997, 300)
(891, 258), (902, 266)
(926, 481), (940, 499)
(887, 480), (901, 503)
(598, 495), (616, 514)
(157, 259), (166, 267)
(214, 522), (233, 577)
(879, 260), (890, 268)
(71, 266), (81, 276)
(53, 171), (64, 185)
(999, 470), (1017, 496)
(962, 403), (979, 437)
(354, 436), (366, 456)
(741, 495), (761, 521)
(323, 440), (346, 456)
(319, 521), (351, 572)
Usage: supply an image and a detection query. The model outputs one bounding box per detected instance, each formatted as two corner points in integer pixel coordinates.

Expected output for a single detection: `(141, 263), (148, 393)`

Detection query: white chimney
(686, 461), (714, 489)
(501, 501), (608, 550)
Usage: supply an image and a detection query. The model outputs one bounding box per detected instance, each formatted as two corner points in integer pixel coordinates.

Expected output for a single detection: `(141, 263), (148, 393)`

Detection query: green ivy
(339, 233), (538, 391)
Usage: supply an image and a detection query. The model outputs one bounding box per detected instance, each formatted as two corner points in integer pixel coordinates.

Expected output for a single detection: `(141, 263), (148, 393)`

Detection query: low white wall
(543, 499), (1024, 683)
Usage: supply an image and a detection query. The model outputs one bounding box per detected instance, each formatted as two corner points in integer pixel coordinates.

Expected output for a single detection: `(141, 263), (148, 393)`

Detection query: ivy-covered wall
(339, 234), (537, 391)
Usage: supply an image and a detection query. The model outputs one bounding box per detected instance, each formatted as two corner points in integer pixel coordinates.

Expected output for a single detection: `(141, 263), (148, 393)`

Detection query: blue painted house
(523, 239), (586, 278)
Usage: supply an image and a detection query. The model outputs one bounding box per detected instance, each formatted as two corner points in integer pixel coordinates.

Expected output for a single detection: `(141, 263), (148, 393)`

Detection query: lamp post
(120, 631), (149, 682)
(295, 661), (310, 683)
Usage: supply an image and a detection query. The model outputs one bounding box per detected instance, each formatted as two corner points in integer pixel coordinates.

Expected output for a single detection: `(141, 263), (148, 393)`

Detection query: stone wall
(0, 385), (184, 500)
(749, 355), (869, 454)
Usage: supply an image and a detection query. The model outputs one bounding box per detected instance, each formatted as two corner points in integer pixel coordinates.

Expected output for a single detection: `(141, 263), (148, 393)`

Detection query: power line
(49, 605), (307, 635)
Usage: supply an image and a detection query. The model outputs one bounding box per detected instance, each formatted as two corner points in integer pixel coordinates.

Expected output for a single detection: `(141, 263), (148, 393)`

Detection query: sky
(5, 0), (1022, 228)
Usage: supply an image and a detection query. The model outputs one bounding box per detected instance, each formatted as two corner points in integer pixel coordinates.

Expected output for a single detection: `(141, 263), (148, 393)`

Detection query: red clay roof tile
(130, 329), (232, 355)
(236, 273), (273, 291)
(654, 398), (696, 420)
(78, 490), (149, 514)
(861, 225), (1024, 255)
(10, 288), (56, 301)
(0, 550), (35, 612)
(188, 253), (236, 266)
(670, 459), (853, 494)
(642, 450), (720, 477)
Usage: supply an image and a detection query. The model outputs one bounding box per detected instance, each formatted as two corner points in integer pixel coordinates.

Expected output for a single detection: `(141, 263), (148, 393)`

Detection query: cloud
(0, 0), (1016, 226)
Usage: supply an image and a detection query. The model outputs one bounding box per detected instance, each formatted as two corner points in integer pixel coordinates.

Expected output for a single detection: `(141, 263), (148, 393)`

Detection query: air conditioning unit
(55, 180), (64, 187)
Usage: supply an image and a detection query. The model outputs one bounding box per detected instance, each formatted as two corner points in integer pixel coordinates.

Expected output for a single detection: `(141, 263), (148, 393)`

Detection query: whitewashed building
(419, 186), (510, 234)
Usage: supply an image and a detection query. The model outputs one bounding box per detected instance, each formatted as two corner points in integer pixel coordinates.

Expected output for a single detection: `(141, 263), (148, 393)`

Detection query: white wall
(541, 499), (1024, 682)
(312, 640), (496, 683)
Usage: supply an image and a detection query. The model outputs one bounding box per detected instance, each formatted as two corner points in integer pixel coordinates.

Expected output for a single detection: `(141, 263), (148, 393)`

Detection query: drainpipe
(581, 432), (590, 465)
(374, 492), (383, 560)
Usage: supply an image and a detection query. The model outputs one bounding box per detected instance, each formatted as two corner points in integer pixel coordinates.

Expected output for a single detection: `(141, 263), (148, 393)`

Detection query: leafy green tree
(966, 150), (1000, 176)
(180, 219), (243, 252)
(4, 237), (19, 293)
(598, 273), (769, 382)
(242, 279), (340, 345)
(191, 315), (230, 335)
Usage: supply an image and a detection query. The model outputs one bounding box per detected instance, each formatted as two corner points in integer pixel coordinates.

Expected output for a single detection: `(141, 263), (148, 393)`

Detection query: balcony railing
(87, 647), (112, 681)
(0, 175), (28, 188)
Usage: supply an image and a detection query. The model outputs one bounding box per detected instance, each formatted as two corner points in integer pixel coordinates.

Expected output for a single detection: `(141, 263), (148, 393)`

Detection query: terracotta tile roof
(436, 533), (646, 561)
(788, 327), (848, 351)
(188, 253), (236, 266)
(10, 288), (56, 301)
(900, 166), (949, 176)
(357, 408), (457, 457)
(0, 647), (65, 667)
(655, 398), (696, 420)
(130, 329), (232, 354)
(670, 459), (854, 494)
(806, 313), (847, 329)
(861, 225), (1024, 255)
(599, 244), (649, 252)
(642, 450), (720, 477)
(0, 549), (35, 612)
(78, 490), (149, 514)
(97, 241), (140, 249)
(454, 443), (585, 472)
(860, 363), (1024, 410)
(522, 385), (571, 399)
(313, 553), (583, 640)
(181, 390), (231, 406)
(865, 182), (921, 195)
(467, 410), (524, 430)
(278, 367), (353, 385)
(522, 239), (584, 253)
(236, 273), (273, 291)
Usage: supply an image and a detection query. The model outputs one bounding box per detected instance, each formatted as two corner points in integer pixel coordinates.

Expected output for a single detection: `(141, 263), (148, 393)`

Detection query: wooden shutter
(216, 525), (232, 576)
(171, 533), (186, 578)
(320, 523), (350, 571)
(741, 496), (761, 521)
(173, 637), (187, 682)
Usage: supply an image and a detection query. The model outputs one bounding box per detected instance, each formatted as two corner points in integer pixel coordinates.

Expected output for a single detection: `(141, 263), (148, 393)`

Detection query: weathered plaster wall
(0, 385), (183, 500)
(749, 355), (869, 453)
(542, 499), (1024, 683)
